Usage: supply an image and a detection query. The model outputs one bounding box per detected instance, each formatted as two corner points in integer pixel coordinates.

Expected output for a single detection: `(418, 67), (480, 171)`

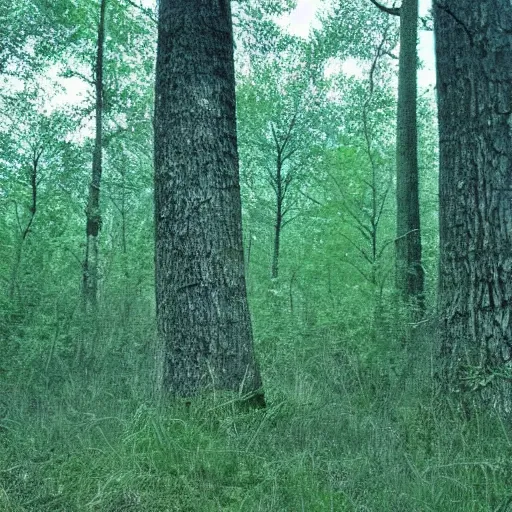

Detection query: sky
(30, 0), (435, 114)
(277, 0), (436, 88)
(113, 0), (436, 88)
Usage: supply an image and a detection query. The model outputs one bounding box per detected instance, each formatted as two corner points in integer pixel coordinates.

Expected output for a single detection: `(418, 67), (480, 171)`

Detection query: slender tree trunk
(269, 115), (296, 280)
(395, 0), (424, 311)
(246, 232), (252, 274)
(9, 146), (42, 303)
(120, 165), (127, 256)
(435, 0), (512, 412)
(83, 0), (106, 310)
(271, 156), (283, 279)
(360, 32), (393, 338)
(154, 0), (264, 405)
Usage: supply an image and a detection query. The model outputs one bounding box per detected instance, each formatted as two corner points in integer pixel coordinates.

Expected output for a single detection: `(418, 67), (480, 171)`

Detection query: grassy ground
(1, 324), (512, 512)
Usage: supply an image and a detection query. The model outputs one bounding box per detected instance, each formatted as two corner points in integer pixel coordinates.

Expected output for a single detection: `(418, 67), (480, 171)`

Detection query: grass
(1, 321), (512, 511)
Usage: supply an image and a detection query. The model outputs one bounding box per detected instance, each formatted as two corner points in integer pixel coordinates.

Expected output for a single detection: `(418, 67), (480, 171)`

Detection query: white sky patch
(6, 0), (435, 122)
(276, 0), (322, 38)
(278, 0), (435, 88)
(341, 58), (363, 79)
(418, 0), (435, 88)
(45, 65), (89, 112)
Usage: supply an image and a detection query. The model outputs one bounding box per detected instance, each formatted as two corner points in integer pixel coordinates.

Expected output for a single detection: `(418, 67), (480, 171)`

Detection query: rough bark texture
(435, 0), (512, 412)
(369, 0), (424, 311)
(154, 0), (264, 403)
(395, 0), (424, 310)
(83, 0), (106, 309)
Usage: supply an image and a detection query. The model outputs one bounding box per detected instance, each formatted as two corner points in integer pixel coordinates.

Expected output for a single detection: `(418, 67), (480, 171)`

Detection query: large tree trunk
(395, 0), (424, 311)
(154, 0), (264, 404)
(435, 0), (512, 412)
(83, 0), (106, 310)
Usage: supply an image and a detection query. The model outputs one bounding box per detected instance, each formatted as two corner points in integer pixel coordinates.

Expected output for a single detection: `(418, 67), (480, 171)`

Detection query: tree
(238, 83), (311, 282)
(0, 0), (60, 77)
(154, 0), (264, 404)
(327, 31), (395, 329)
(83, 0), (107, 310)
(269, 111), (298, 279)
(370, 0), (424, 312)
(1, 90), (45, 304)
(435, 0), (512, 411)
(237, 32), (330, 281)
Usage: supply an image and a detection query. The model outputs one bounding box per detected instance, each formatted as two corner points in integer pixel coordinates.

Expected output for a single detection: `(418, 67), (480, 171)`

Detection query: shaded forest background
(1, 1), (511, 511)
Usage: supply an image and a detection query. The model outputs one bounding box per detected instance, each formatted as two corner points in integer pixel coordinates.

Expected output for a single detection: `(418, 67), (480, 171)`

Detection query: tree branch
(298, 189), (323, 206)
(122, 0), (157, 23)
(369, 0), (401, 16)
(341, 257), (372, 283)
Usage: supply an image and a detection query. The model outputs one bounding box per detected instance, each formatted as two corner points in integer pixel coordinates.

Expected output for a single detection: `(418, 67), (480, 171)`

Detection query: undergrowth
(1, 314), (512, 511)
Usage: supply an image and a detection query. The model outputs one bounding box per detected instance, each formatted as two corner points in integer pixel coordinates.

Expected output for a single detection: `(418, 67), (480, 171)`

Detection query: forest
(1, 0), (512, 510)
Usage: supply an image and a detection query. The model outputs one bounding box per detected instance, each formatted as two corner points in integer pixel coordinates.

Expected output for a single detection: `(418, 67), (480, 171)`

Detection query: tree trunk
(271, 156), (283, 280)
(154, 0), (264, 405)
(269, 115), (296, 280)
(395, 0), (424, 311)
(83, 0), (106, 310)
(9, 145), (42, 303)
(435, 0), (512, 412)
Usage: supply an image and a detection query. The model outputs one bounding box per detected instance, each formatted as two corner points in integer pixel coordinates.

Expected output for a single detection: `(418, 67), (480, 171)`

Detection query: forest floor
(1, 326), (511, 512)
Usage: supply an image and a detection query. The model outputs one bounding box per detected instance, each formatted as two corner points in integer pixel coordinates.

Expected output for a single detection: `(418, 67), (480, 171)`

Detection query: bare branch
(298, 189), (323, 206)
(420, 15), (433, 31)
(282, 214), (300, 228)
(122, 0), (157, 23)
(369, 0), (401, 16)
(109, 194), (123, 214)
(282, 199), (298, 219)
(354, 223), (372, 242)
(377, 237), (395, 259)
(395, 228), (419, 243)
(267, 172), (278, 194)
(64, 247), (84, 267)
(341, 257), (372, 283)
(282, 171), (295, 198)
(281, 146), (298, 165)
(327, 171), (373, 237)
(340, 232), (373, 264)
(61, 69), (95, 86)
(280, 111), (298, 155)
(382, 50), (399, 59)
(375, 178), (392, 227)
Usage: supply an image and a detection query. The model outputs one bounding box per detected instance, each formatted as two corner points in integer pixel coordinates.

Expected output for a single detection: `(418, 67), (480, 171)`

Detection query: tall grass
(1, 309), (512, 512)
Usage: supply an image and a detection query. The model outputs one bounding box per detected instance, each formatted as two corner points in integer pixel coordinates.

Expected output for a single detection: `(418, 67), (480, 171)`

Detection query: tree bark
(395, 0), (424, 311)
(369, 0), (424, 311)
(83, 0), (107, 310)
(435, 0), (512, 412)
(154, 0), (264, 404)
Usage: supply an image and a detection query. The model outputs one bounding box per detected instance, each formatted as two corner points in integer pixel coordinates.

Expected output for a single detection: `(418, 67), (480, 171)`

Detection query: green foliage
(317, 0), (399, 61)
(0, 0), (483, 510)
(2, 325), (512, 511)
